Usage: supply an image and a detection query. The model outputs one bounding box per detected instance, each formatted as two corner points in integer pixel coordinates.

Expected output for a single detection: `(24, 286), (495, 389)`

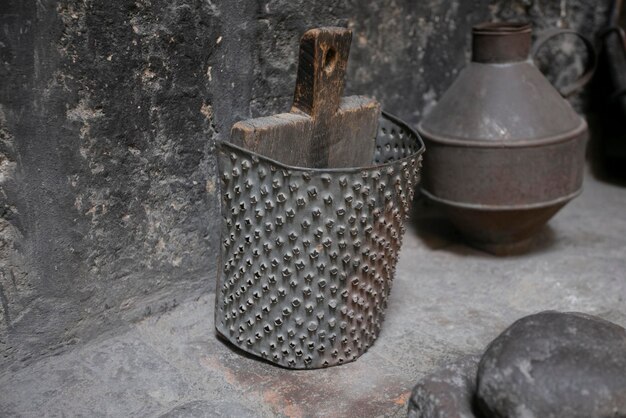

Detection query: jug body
(418, 22), (588, 254)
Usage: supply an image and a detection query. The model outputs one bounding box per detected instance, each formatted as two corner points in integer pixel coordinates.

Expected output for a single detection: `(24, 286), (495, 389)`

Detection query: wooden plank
(328, 96), (380, 168)
(231, 113), (312, 167)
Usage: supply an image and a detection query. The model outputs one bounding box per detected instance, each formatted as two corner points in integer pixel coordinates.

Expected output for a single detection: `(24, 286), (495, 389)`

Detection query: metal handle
(599, 8), (626, 104)
(609, 0), (624, 26)
(531, 29), (597, 97)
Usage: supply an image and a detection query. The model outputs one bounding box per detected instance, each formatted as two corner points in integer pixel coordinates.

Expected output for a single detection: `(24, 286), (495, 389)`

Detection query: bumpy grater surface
(215, 112), (424, 369)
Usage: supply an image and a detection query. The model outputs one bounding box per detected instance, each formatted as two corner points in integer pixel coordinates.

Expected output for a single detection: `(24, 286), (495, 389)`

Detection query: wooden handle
(292, 27), (352, 119)
(231, 26), (379, 169)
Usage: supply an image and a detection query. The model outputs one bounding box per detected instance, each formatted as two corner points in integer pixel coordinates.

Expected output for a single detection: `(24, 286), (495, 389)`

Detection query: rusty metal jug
(418, 22), (595, 254)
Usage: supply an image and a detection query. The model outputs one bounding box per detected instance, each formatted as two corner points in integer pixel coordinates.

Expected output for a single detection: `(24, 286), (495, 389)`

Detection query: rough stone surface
(408, 355), (480, 418)
(0, 0), (614, 374)
(159, 400), (257, 418)
(477, 311), (626, 418)
(0, 169), (625, 417)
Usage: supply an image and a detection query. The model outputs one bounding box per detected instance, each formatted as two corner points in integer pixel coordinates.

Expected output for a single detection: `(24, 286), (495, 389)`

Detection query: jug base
(422, 190), (574, 256)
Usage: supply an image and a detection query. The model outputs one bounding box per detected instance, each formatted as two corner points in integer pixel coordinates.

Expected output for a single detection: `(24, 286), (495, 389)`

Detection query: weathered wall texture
(0, 0), (610, 369)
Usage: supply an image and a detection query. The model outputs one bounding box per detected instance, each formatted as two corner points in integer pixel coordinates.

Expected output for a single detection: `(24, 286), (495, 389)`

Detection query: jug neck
(472, 22), (532, 63)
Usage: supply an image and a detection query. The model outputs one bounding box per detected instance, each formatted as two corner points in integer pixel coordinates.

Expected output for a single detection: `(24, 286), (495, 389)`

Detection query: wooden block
(230, 113), (312, 166)
(329, 96), (380, 168)
(231, 27), (380, 169)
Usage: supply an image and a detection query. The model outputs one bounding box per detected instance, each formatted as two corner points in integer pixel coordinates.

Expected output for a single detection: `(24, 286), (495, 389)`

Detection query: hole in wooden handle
(323, 47), (337, 75)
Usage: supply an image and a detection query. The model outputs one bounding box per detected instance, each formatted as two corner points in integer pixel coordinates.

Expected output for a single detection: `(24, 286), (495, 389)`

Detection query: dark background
(0, 0), (610, 369)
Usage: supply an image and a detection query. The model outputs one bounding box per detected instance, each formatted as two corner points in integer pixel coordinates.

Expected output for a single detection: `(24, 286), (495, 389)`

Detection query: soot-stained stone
(476, 311), (626, 418)
(407, 355), (480, 418)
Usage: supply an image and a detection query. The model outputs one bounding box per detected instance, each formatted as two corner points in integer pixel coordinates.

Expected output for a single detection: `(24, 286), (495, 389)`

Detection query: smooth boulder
(476, 311), (626, 418)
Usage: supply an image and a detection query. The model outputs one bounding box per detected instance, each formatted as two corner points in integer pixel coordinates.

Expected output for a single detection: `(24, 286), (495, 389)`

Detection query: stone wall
(0, 0), (610, 368)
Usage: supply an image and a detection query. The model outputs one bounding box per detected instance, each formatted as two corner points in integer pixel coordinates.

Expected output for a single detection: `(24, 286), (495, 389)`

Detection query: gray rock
(476, 311), (626, 418)
(408, 355), (480, 418)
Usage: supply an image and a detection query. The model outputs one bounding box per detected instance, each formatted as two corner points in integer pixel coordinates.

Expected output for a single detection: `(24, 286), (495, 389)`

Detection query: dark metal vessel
(216, 113), (424, 368)
(598, 0), (626, 171)
(418, 22), (588, 254)
(215, 26), (425, 369)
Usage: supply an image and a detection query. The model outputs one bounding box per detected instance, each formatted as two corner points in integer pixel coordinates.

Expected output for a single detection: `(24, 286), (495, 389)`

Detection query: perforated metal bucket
(215, 111), (424, 369)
